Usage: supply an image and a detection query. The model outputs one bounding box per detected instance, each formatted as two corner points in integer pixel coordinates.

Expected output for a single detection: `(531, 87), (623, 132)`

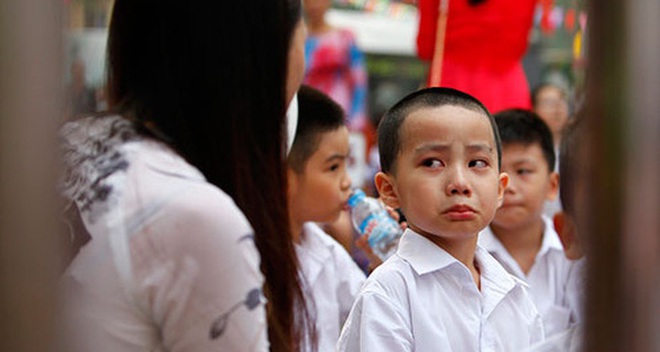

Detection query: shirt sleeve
(333, 241), (366, 324)
(133, 186), (268, 352)
(337, 289), (413, 352)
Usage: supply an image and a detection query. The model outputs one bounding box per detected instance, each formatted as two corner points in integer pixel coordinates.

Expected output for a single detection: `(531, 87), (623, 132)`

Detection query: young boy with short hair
(288, 85), (366, 351)
(478, 109), (581, 337)
(338, 87), (544, 351)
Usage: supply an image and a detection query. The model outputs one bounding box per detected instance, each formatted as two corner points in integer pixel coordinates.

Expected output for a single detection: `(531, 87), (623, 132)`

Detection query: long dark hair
(107, 1), (307, 350)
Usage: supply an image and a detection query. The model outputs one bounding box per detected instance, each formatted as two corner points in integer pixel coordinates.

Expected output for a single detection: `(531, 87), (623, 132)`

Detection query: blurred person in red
(417, 0), (537, 113)
(303, 0), (368, 133)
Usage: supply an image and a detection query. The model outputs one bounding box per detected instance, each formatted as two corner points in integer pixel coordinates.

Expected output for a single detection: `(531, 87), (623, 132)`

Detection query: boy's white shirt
(478, 216), (583, 336)
(526, 324), (583, 352)
(295, 222), (366, 352)
(337, 228), (544, 352)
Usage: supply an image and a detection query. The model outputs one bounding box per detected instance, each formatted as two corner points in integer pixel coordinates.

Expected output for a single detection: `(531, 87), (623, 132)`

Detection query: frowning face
(377, 105), (508, 246)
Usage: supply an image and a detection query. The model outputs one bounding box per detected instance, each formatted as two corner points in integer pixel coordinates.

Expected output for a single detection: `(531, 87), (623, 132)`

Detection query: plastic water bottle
(347, 189), (403, 260)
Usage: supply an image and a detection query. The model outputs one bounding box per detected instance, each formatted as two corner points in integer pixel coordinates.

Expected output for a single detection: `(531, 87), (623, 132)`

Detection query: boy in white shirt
(338, 87), (544, 351)
(288, 85), (366, 351)
(478, 109), (582, 336)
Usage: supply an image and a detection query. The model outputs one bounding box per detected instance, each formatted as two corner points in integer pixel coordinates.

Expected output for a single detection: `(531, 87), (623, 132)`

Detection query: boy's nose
(504, 175), (517, 194)
(445, 167), (472, 196)
(341, 174), (352, 191)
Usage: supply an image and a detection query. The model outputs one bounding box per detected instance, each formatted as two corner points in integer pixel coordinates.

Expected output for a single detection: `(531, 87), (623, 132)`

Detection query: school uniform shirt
(296, 222), (366, 352)
(478, 216), (582, 337)
(337, 229), (544, 352)
(526, 324), (583, 352)
(59, 116), (268, 351)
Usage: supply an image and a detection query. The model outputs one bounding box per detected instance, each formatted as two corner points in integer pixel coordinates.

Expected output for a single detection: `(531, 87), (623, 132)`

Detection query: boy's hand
(354, 202), (407, 273)
(355, 234), (383, 272)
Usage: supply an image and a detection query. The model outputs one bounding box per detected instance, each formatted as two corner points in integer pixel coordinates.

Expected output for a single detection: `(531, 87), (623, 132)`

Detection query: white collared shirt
(296, 223), (366, 352)
(337, 229), (544, 352)
(478, 216), (583, 336)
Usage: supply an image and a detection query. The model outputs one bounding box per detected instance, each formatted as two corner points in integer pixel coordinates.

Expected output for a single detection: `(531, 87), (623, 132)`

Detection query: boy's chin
(320, 211), (345, 226)
(493, 209), (529, 226)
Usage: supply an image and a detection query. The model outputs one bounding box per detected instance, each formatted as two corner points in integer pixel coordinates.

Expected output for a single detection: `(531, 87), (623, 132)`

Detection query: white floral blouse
(59, 116), (268, 351)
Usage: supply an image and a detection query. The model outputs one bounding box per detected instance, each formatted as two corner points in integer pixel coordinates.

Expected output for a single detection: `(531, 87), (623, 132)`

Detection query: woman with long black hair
(60, 0), (309, 350)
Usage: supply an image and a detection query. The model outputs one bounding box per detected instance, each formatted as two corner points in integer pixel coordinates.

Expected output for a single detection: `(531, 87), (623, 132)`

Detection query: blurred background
(62, 0), (587, 128)
(2, 0), (658, 351)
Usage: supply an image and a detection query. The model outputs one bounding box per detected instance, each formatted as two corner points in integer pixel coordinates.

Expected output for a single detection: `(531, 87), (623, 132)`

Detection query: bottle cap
(347, 189), (366, 208)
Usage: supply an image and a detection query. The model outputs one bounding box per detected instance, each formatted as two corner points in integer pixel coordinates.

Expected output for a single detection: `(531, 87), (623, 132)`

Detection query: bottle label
(358, 212), (398, 247)
(358, 213), (378, 234)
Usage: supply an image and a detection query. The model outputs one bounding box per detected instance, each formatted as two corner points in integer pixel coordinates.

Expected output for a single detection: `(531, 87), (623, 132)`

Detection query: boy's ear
(546, 171), (560, 201)
(497, 172), (509, 208)
(374, 171), (400, 209)
(553, 211), (584, 260)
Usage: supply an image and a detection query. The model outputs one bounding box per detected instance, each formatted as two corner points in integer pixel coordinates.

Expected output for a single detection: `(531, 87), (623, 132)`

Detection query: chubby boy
(288, 85), (366, 351)
(478, 109), (582, 336)
(338, 88), (543, 351)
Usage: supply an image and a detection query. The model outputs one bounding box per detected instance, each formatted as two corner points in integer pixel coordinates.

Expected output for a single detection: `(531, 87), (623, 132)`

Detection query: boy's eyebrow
(414, 144), (450, 154)
(466, 144), (494, 153)
(414, 143), (494, 154)
(325, 153), (348, 163)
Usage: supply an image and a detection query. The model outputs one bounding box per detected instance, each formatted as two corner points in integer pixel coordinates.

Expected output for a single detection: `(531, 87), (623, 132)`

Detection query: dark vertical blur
(621, 0), (660, 351)
(0, 0), (62, 350)
(583, 1), (626, 351)
(585, 0), (660, 351)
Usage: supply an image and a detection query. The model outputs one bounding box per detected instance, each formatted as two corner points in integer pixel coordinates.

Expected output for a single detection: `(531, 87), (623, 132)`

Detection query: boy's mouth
(443, 204), (477, 220)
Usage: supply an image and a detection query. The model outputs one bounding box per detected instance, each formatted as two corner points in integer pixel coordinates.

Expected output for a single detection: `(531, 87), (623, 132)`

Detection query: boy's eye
(329, 163), (340, 171)
(422, 158), (444, 168)
(517, 168), (532, 175)
(468, 160), (488, 168)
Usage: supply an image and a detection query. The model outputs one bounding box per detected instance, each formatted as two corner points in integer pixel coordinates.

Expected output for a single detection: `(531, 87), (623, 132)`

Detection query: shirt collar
(478, 215), (564, 257)
(477, 225), (507, 255)
(396, 229), (458, 276)
(397, 228), (525, 292)
(538, 215), (564, 256)
(475, 245), (525, 293)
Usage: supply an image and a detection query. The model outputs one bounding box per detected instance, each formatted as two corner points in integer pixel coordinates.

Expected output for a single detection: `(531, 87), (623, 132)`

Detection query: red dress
(417, 0), (537, 113)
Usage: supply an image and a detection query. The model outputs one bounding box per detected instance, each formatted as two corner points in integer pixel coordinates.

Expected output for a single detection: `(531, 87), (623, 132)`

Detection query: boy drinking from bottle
(287, 85), (366, 351)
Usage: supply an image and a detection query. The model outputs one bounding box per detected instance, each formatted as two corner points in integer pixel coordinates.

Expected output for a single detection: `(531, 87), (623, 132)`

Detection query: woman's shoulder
(129, 155), (252, 241)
